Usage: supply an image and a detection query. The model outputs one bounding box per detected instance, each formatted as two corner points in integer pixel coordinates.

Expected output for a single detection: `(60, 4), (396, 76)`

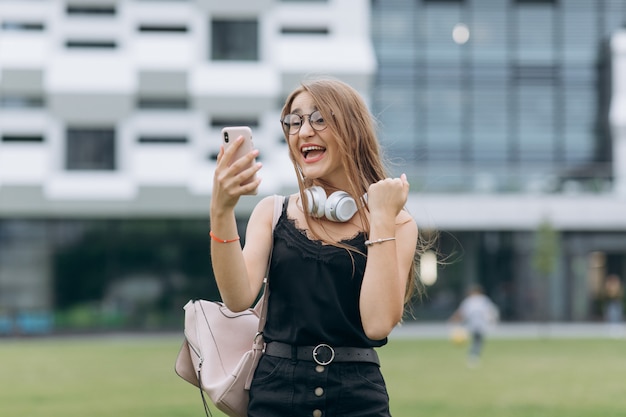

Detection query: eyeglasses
(281, 110), (328, 135)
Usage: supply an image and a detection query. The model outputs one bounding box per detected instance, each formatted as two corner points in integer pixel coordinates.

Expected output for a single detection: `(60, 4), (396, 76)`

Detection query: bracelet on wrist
(209, 231), (240, 243)
(364, 237), (396, 247)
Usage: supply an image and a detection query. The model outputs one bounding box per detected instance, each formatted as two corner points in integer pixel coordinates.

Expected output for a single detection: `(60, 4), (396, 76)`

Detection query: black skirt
(248, 354), (392, 417)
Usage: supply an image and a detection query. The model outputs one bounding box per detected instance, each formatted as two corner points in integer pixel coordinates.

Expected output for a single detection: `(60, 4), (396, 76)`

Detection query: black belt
(264, 341), (380, 366)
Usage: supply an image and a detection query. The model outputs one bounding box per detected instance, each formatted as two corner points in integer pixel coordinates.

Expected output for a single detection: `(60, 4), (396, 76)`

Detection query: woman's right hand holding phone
(210, 136), (263, 312)
(211, 135), (262, 214)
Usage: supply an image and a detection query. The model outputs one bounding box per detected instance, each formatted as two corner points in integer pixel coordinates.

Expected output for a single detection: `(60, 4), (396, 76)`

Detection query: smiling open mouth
(301, 145), (326, 161)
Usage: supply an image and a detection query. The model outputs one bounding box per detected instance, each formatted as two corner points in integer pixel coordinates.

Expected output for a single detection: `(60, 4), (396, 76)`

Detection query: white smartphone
(221, 126), (258, 192)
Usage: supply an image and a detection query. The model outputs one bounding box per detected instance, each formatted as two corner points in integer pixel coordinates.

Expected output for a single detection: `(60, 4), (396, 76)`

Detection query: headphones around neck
(304, 186), (362, 222)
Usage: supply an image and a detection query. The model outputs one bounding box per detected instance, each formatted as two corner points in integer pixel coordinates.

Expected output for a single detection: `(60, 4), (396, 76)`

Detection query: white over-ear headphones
(304, 186), (360, 222)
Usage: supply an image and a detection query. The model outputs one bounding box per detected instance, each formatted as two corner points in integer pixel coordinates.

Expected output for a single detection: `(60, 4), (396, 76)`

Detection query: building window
(1, 134), (44, 143)
(137, 97), (189, 110)
(0, 96), (45, 108)
(138, 136), (188, 144)
(1, 21), (45, 31)
(211, 19), (258, 61)
(66, 5), (116, 16)
(511, 65), (560, 84)
(138, 25), (188, 33)
(515, 0), (556, 4)
(422, 0), (465, 3)
(66, 128), (116, 171)
(281, 27), (329, 35)
(65, 40), (117, 49)
(210, 117), (259, 129)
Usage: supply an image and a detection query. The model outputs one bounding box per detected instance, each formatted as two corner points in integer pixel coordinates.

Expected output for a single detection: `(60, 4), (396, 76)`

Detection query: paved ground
(390, 322), (626, 340)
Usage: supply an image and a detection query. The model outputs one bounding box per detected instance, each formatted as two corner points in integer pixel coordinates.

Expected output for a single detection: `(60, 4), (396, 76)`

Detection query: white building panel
(276, 37), (376, 91)
(196, 0), (273, 14)
(191, 64), (279, 113)
(46, 54), (134, 93)
(46, 55), (134, 122)
(409, 194), (626, 231)
(131, 37), (195, 70)
(132, 147), (194, 185)
(59, 20), (122, 43)
(44, 173), (137, 201)
(0, 111), (50, 184)
(0, 146), (48, 184)
(0, 36), (49, 69)
(127, 112), (199, 185)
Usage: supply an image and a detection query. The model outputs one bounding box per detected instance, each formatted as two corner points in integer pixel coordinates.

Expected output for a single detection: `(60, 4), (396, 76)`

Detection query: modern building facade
(0, 0), (375, 331)
(0, 0), (625, 331)
(372, 0), (626, 321)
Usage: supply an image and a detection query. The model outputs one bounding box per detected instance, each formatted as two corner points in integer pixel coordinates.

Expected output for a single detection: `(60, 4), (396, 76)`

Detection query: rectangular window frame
(137, 136), (188, 144)
(65, 40), (117, 49)
(1, 21), (45, 31)
(280, 27), (329, 35)
(66, 127), (116, 171)
(137, 97), (189, 110)
(137, 24), (188, 33)
(211, 19), (259, 61)
(209, 117), (260, 129)
(1, 134), (44, 143)
(0, 96), (45, 108)
(66, 5), (116, 16)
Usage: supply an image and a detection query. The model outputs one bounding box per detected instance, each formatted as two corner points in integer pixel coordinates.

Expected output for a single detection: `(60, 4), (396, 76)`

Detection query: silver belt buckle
(312, 343), (335, 366)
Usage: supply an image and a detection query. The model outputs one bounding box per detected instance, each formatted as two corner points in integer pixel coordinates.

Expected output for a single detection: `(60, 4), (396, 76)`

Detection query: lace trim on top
(274, 208), (366, 264)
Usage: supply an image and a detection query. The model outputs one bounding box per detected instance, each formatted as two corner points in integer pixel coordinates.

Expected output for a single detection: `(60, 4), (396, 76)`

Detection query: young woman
(210, 78), (421, 416)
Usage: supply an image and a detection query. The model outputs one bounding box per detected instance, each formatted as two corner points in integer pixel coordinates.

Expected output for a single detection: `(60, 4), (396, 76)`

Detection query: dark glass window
(210, 118), (259, 129)
(211, 19), (258, 61)
(66, 128), (115, 171)
(515, 0), (556, 4)
(0, 96), (45, 108)
(281, 27), (329, 35)
(511, 65), (560, 84)
(138, 136), (188, 144)
(472, 87), (508, 162)
(65, 40), (117, 49)
(515, 5), (556, 62)
(371, 0), (617, 190)
(137, 98), (188, 109)
(66, 5), (116, 15)
(138, 25), (188, 33)
(1, 134), (44, 143)
(1, 21), (45, 31)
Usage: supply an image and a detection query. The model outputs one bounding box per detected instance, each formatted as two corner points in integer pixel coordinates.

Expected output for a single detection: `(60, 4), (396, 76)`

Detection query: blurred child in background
(450, 284), (499, 367)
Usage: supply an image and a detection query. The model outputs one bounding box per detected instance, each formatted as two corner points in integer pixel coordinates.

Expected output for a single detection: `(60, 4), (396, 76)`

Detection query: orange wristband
(209, 231), (240, 243)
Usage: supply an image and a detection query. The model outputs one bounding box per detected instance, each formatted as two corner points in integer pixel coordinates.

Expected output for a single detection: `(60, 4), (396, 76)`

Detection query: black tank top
(263, 198), (387, 348)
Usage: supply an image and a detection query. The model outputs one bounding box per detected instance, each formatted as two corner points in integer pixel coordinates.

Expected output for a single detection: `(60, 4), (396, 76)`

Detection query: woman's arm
(210, 197), (274, 312)
(359, 175), (417, 340)
(210, 137), (265, 312)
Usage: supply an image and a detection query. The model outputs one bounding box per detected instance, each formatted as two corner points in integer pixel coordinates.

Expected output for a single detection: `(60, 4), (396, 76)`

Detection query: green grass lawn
(384, 338), (626, 417)
(0, 335), (624, 417)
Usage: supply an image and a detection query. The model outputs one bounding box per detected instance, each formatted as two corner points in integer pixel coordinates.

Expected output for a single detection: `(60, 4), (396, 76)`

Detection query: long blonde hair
(280, 77), (426, 305)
